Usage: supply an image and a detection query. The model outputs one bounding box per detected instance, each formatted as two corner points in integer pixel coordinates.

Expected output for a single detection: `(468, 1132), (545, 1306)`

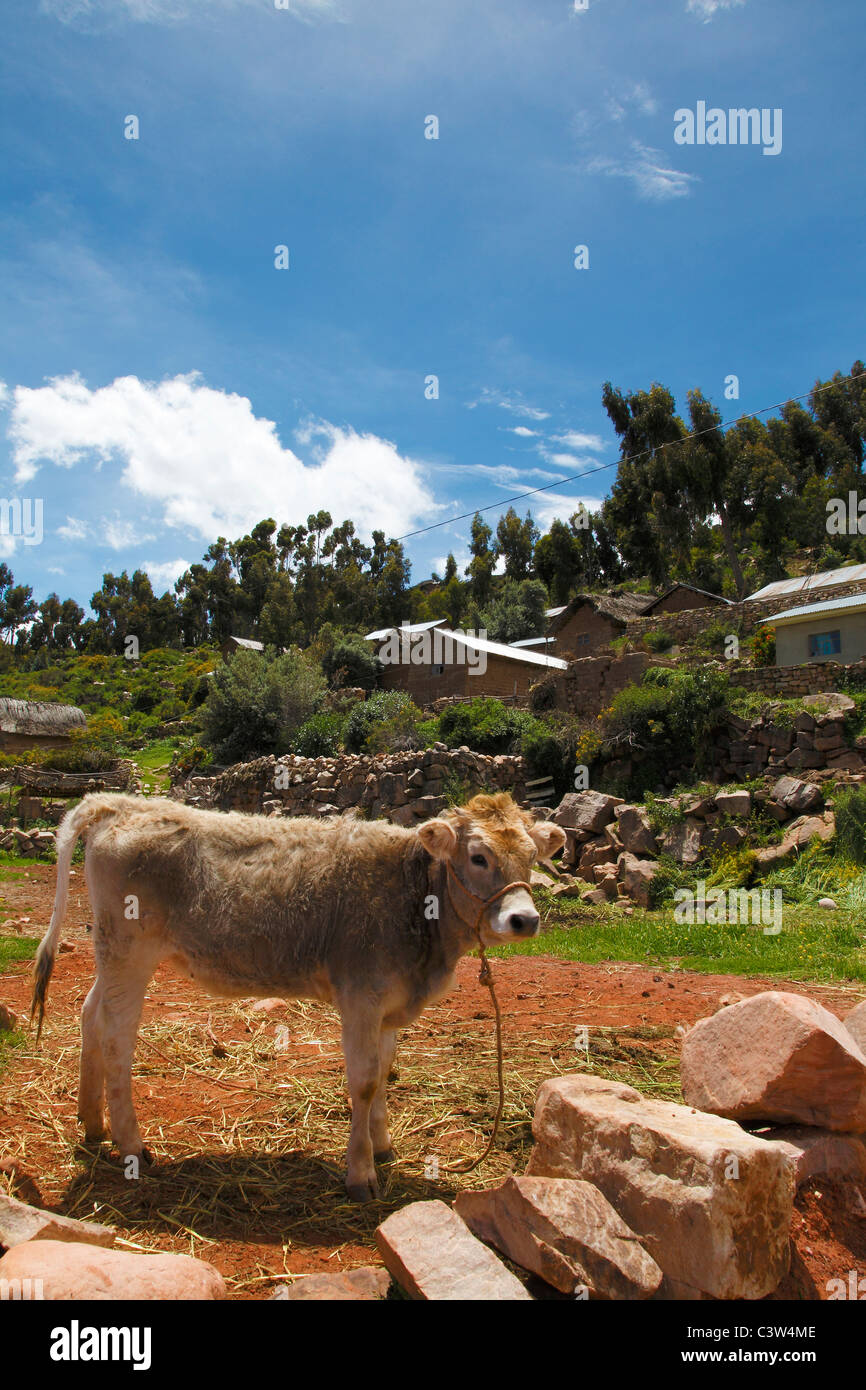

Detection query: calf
(33, 791), (564, 1200)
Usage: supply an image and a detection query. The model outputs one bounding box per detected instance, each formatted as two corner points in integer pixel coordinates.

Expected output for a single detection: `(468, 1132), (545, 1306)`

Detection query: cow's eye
(471, 854), (488, 868)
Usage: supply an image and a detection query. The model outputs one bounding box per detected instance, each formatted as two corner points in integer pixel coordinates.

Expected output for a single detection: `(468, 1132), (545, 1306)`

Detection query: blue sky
(0, 0), (863, 610)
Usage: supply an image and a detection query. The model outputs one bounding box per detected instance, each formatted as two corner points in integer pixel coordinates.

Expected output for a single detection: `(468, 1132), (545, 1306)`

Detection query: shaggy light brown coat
(33, 792), (564, 1200)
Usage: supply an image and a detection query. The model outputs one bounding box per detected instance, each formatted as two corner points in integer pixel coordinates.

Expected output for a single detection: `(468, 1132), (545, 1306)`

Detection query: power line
(397, 367), (866, 542)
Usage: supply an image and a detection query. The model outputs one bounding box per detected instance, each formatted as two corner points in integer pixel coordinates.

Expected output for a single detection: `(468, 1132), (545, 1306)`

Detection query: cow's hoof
(140, 1147), (154, 1166)
(81, 1126), (107, 1144)
(374, 1147), (396, 1165)
(346, 1176), (380, 1204)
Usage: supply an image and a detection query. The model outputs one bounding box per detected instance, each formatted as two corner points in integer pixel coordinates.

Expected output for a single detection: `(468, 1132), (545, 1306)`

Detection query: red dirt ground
(2, 862), (865, 1300)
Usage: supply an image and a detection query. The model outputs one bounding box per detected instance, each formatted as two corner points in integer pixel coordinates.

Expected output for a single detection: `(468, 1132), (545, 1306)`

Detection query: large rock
(613, 805), (658, 856)
(616, 852), (657, 907)
(0, 1193), (115, 1250)
(754, 813), (834, 870)
(553, 791), (623, 834)
(0, 1240), (225, 1299)
(659, 817), (703, 865)
(454, 1176), (662, 1300)
(274, 1267), (391, 1300)
(762, 1126), (866, 1185)
(526, 1073), (794, 1300)
(771, 776), (823, 815)
(714, 790), (751, 817)
(681, 991), (866, 1132)
(844, 1000), (866, 1055)
(375, 1201), (531, 1300)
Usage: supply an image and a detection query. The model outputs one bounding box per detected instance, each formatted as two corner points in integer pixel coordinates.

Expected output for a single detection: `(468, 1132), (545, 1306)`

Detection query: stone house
(547, 591), (652, 658)
(640, 584), (732, 617)
(0, 699), (87, 752)
(367, 625), (567, 706)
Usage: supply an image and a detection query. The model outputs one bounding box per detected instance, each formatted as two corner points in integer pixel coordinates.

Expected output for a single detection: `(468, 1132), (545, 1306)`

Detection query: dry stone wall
(175, 745), (528, 826)
(624, 578), (866, 647)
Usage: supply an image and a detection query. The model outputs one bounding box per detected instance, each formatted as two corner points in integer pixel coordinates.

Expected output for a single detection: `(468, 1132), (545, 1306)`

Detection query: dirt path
(2, 862), (865, 1299)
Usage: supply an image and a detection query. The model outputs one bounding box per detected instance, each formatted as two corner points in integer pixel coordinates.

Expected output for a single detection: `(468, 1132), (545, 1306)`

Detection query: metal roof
(761, 593), (866, 624)
(747, 563), (866, 602)
(510, 636), (555, 648)
(228, 635), (264, 651)
(364, 619), (448, 641)
(371, 626), (567, 669)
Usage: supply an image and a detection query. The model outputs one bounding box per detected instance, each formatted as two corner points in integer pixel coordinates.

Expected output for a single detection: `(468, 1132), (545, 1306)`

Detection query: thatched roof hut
(0, 699), (87, 751)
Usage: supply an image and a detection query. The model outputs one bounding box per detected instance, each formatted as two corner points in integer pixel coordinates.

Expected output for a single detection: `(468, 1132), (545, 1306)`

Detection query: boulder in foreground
(680, 991), (866, 1132)
(526, 1073), (793, 1300)
(454, 1175), (662, 1299)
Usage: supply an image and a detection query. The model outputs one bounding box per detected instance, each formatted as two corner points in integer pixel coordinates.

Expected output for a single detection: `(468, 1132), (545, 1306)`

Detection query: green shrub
(323, 635), (380, 693)
(643, 628), (673, 653)
(344, 690), (417, 753)
(292, 712), (345, 757)
(199, 647), (326, 762)
(833, 784), (866, 865)
(437, 698), (542, 755)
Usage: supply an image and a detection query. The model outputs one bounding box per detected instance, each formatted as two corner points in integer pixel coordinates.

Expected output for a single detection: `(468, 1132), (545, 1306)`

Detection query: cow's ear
(529, 821), (566, 859)
(417, 817), (458, 861)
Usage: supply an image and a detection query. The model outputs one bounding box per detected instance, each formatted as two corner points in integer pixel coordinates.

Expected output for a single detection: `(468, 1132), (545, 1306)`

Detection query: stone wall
(730, 659), (866, 698)
(175, 745), (529, 826)
(532, 652), (650, 717)
(624, 578), (866, 647)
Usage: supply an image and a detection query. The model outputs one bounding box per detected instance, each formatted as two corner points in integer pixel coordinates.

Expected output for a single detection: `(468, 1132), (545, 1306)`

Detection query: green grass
(0, 935), (38, 967)
(133, 737), (182, 793)
(0, 1027), (26, 1076)
(489, 889), (866, 983)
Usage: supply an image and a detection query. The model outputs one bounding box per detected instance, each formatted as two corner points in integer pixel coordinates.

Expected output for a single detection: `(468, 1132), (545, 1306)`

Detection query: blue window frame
(808, 629), (841, 658)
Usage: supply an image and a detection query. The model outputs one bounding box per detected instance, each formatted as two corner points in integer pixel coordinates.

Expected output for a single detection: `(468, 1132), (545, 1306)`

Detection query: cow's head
(417, 793), (565, 944)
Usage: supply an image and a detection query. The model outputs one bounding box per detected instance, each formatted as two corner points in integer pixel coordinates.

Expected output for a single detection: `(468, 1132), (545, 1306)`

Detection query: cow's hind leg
(78, 980), (106, 1142)
(340, 1002), (384, 1203)
(370, 1027), (397, 1164)
(99, 954), (159, 1164)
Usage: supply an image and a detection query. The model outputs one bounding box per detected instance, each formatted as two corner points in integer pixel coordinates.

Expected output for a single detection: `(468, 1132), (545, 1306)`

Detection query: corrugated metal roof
(761, 593), (866, 624)
(443, 630), (568, 668)
(228, 635), (265, 651)
(364, 619), (448, 641)
(545, 605), (566, 618)
(510, 636), (554, 648)
(747, 563), (866, 602)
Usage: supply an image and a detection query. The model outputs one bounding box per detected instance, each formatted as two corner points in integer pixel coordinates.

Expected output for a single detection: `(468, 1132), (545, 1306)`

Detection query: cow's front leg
(370, 1027), (397, 1164)
(78, 979), (106, 1142)
(340, 1004), (384, 1202)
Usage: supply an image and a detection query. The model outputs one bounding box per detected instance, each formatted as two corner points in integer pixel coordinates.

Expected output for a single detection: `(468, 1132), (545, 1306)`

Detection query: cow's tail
(31, 794), (123, 1042)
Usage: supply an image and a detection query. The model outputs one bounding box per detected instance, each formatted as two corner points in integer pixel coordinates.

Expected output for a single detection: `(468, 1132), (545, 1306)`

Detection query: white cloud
(467, 388), (550, 421)
(144, 557), (191, 592)
(508, 426), (539, 438)
(686, 0), (746, 19)
(586, 142), (698, 201)
(470, 463), (566, 486)
(57, 516), (89, 542)
(41, 0), (338, 24)
(5, 372), (439, 544)
(531, 494), (605, 530)
(104, 518), (155, 550)
(551, 431), (606, 452)
(0, 382), (9, 410)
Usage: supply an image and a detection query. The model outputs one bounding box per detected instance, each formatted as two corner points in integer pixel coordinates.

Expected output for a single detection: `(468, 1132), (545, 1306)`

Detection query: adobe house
(221, 635), (265, 660)
(547, 591), (652, 658)
(366, 624), (567, 705)
(0, 699), (87, 753)
(640, 584), (732, 617)
(761, 595), (866, 668)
